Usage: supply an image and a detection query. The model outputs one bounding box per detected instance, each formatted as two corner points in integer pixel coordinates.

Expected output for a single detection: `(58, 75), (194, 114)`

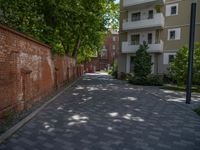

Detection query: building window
(148, 10), (154, 19)
(166, 3), (178, 16)
(131, 12), (141, 21)
(113, 36), (116, 41)
(148, 33), (153, 44)
(130, 56), (135, 73)
(163, 53), (176, 64)
(168, 28), (181, 40)
(169, 30), (176, 40)
(101, 49), (107, 59)
(131, 34), (140, 45)
(171, 6), (177, 15)
(113, 52), (115, 57)
(169, 55), (175, 63)
(112, 45), (116, 50)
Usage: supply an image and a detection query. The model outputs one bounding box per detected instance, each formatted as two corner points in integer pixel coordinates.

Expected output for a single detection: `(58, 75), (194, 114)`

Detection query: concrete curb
(145, 90), (195, 113)
(0, 78), (81, 144)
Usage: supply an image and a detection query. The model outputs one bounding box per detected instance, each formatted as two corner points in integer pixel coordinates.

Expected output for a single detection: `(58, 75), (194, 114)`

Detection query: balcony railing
(122, 13), (164, 30)
(121, 41), (163, 53)
(123, 0), (165, 7)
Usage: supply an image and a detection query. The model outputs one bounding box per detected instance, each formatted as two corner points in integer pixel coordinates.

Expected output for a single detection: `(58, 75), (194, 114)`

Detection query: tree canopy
(0, 0), (119, 62)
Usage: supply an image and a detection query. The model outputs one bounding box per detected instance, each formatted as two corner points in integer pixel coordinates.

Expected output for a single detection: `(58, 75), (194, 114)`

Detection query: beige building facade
(118, 0), (200, 75)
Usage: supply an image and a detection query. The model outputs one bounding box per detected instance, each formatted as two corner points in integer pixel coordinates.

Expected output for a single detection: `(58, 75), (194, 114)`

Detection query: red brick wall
(0, 25), (83, 116)
(53, 55), (76, 88)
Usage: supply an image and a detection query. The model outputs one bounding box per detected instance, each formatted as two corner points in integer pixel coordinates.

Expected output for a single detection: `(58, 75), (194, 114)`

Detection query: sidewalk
(0, 73), (200, 150)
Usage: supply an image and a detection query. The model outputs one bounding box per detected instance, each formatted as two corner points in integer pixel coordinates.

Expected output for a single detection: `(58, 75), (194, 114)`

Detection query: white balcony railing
(123, 0), (165, 7)
(122, 41), (163, 53)
(122, 13), (164, 30)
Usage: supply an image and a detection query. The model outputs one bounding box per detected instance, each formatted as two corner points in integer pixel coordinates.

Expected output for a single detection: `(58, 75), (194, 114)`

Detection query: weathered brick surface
(53, 55), (77, 88)
(0, 25), (84, 116)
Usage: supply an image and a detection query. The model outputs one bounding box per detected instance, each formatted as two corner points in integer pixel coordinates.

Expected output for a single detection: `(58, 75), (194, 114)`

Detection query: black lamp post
(186, 0), (197, 104)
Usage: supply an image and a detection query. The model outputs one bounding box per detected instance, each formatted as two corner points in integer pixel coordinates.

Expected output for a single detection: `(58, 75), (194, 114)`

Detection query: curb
(0, 78), (80, 144)
(145, 90), (195, 112)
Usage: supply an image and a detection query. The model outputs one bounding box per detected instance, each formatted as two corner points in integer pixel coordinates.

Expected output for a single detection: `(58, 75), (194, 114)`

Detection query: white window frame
(113, 36), (116, 41)
(166, 3), (179, 16)
(163, 53), (176, 65)
(112, 45), (116, 50)
(168, 28), (181, 40)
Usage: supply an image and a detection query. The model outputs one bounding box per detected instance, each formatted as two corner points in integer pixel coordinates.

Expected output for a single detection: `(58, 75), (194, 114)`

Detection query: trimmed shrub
(129, 76), (163, 86)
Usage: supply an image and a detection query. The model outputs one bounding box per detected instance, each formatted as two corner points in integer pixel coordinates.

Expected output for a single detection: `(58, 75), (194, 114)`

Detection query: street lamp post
(186, 0), (197, 104)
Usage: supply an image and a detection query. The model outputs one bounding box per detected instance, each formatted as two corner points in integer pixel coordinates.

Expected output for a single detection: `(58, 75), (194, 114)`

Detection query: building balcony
(121, 41), (163, 53)
(123, 0), (165, 8)
(122, 13), (164, 30)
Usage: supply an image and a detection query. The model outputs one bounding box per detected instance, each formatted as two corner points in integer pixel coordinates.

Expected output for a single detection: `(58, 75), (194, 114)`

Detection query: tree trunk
(72, 36), (81, 59)
(61, 41), (69, 55)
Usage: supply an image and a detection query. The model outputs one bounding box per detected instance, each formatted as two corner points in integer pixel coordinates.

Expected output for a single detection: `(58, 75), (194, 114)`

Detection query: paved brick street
(1, 73), (200, 150)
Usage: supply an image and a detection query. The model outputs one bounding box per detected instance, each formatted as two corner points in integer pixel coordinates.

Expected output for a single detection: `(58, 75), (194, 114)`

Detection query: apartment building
(118, 0), (200, 76)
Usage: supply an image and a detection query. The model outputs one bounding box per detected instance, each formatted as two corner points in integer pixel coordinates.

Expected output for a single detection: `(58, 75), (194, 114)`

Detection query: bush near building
(167, 43), (200, 86)
(194, 107), (200, 116)
(128, 42), (163, 86)
(109, 60), (118, 79)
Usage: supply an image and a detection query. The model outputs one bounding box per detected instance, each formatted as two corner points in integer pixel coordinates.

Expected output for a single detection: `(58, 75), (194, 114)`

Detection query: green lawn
(160, 84), (200, 93)
(161, 85), (200, 116)
(194, 107), (200, 116)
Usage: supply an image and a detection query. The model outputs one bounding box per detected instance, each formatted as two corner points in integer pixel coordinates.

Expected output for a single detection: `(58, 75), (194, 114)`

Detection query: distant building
(86, 30), (119, 72)
(99, 30), (119, 70)
(118, 0), (200, 76)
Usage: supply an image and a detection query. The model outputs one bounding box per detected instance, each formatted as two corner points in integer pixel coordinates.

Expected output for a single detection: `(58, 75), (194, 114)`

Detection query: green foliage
(155, 5), (162, 13)
(168, 43), (200, 86)
(109, 60), (118, 78)
(161, 85), (200, 93)
(0, 0), (119, 61)
(129, 76), (163, 86)
(128, 42), (162, 86)
(134, 42), (153, 79)
(194, 107), (200, 116)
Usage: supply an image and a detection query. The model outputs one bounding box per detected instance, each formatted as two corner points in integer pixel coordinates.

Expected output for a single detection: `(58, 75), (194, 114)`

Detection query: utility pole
(186, 0), (197, 104)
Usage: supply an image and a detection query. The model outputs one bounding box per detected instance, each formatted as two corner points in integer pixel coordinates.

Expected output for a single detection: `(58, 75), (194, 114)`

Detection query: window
(148, 33), (153, 44)
(131, 12), (141, 21)
(113, 52), (116, 57)
(112, 45), (116, 50)
(148, 10), (154, 19)
(171, 6), (177, 15)
(131, 34), (140, 45)
(169, 55), (175, 63)
(166, 3), (178, 16)
(113, 36), (116, 41)
(130, 56), (135, 73)
(101, 49), (107, 59)
(169, 30), (176, 40)
(168, 28), (181, 40)
(163, 53), (176, 64)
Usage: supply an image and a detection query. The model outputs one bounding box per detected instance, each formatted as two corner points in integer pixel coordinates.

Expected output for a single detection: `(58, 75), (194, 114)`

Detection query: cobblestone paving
(1, 73), (200, 150)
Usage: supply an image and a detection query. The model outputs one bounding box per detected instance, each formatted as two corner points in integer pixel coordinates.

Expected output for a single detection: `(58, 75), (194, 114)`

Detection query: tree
(0, 0), (119, 61)
(134, 42), (153, 79)
(168, 43), (200, 85)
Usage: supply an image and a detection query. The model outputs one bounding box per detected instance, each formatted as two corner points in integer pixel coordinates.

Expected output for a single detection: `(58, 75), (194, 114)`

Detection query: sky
(115, 0), (119, 3)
